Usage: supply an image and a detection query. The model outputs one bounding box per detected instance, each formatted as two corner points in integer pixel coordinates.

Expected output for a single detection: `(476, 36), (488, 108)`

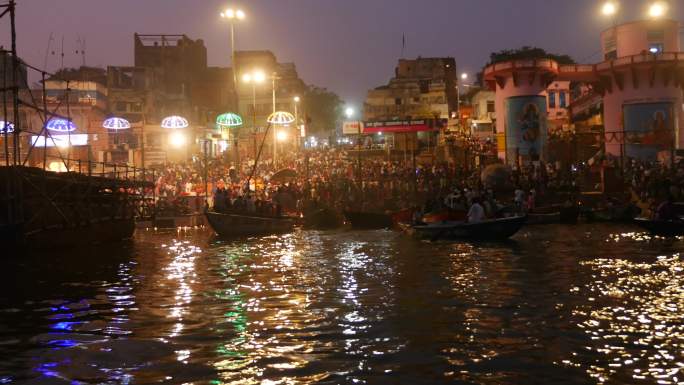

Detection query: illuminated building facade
(484, 18), (684, 165)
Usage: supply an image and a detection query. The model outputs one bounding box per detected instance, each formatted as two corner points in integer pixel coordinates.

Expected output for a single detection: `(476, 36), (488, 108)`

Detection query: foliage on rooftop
(489, 46), (575, 65)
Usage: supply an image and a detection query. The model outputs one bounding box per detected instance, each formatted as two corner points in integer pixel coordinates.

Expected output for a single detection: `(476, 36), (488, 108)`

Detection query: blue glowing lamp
(161, 115), (189, 129)
(103, 117), (131, 130)
(0, 120), (14, 133)
(46, 118), (77, 132)
(267, 111), (295, 125)
(216, 112), (243, 128)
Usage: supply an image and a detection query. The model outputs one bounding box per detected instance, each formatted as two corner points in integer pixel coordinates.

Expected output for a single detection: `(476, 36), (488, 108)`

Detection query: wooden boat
(304, 207), (343, 229)
(526, 211), (561, 225)
(408, 215), (527, 241)
(633, 218), (684, 237)
(205, 211), (297, 237)
(344, 210), (394, 229)
(526, 204), (579, 225)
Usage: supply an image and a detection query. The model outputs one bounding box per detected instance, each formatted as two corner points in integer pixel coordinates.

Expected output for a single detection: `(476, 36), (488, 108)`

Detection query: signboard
(362, 118), (447, 134)
(342, 121), (363, 135)
(623, 102), (674, 161)
(504, 96), (547, 161)
(31, 134), (88, 147)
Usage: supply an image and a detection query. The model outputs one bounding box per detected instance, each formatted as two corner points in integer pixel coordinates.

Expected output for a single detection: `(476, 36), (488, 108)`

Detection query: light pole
(271, 72), (280, 166)
(345, 106), (361, 187)
(220, 8), (246, 94)
(293, 96), (300, 151)
(242, 70), (265, 161)
(220, 8), (245, 166)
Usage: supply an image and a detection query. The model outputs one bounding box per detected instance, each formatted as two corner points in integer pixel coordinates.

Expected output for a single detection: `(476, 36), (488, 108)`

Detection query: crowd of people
(145, 146), (684, 222)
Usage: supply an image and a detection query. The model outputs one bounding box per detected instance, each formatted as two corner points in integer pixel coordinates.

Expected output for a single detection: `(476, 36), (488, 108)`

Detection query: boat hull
(206, 211), (296, 237)
(304, 208), (343, 230)
(4, 217), (135, 251)
(411, 216), (527, 241)
(634, 218), (684, 237)
(344, 211), (393, 229)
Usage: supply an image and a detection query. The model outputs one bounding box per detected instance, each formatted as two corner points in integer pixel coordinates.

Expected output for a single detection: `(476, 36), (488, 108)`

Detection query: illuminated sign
(342, 121), (363, 135)
(362, 119), (447, 134)
(31, 134), (88, 147)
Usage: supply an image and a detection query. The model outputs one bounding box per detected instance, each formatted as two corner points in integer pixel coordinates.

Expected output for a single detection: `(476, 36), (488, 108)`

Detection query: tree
(301, 85), (343, 136)
(489, 46), (575, 65)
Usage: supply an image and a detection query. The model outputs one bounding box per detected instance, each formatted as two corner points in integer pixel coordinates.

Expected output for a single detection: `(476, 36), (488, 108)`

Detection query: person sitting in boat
(467, 198), (486, 223)
(655, 196), (677, 221)
(213, 181), (227, 213)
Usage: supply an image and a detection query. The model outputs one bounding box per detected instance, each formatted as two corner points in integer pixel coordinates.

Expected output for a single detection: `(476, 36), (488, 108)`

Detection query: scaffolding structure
(0, 1), (154, 247)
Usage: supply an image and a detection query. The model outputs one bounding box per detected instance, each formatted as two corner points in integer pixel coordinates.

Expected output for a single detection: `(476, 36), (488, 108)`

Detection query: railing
(1, 154), (157, 185)
(485, 52), (683, 77)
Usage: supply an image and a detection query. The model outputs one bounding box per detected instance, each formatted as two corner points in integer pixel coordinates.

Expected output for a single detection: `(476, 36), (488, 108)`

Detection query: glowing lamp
(0, 121), (14, 133)
(648, 1), (667, 18)
(161, 115), (189, 129)
(216, 112), (243, 127)
(602, 1), (617, 16)
(46, 118), (76, 132)
(345, 107), (354, 119)
(276, 130), (288, 142)
(102, 117), (131, 130)
(267, 111), (295, 125)
(169, 132), (186, 148)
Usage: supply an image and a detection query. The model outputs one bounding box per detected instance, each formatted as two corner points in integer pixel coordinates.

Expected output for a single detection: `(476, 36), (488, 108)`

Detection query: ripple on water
(0, 225), (683, 384)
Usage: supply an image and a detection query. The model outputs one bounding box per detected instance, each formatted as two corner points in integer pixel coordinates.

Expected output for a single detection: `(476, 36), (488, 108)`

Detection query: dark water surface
(1, 224), (684, 384)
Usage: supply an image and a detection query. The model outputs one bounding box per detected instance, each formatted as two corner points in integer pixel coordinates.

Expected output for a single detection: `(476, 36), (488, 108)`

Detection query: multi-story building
(469, 89), (496, 139)
(362, 57), (457, 155)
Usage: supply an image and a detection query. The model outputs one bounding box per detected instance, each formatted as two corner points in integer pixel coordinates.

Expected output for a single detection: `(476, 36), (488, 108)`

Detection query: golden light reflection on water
(162, 240), (201, 363)
(212, 233), (321, 384)
(567, 252), (684, 384)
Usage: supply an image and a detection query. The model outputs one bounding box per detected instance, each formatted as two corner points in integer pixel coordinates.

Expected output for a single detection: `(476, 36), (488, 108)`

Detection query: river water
(1, 224), (684, 384)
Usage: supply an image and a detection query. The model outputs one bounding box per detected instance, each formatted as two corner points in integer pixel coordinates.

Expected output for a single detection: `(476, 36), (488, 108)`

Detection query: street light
(648, 1), (667, 18)
(457, 73), (469, 125)
(293, 96), (301, 150)
(243, 69), (266, 160)
(220, 7), (246, 123)
(345, 107), (354, 119)
(169, 132), (186, 148)
(601, 1), (617, 16)
(276, 130), (288, 142)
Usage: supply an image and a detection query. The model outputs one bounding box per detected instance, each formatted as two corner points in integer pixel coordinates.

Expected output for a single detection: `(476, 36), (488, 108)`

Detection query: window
(395, 98), (402, 105)
(647, 29), (664, 40)
(559, 91), (567, 108)
(419, 80), (429, 93)
(605, 50), (617, 60)
(548, 91), (556, 108)
(486, 101), (495, 113)
(131, 102), (143, 112)
(649, 43), (663, 54)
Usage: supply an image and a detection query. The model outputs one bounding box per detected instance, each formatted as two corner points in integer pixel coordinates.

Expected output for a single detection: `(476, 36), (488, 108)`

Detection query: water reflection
(568, 253), (684, 384)
(1, 225), (684, 384)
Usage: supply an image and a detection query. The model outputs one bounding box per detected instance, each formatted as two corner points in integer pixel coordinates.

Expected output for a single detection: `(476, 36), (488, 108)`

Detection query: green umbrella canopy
(216, 112), (243, 127)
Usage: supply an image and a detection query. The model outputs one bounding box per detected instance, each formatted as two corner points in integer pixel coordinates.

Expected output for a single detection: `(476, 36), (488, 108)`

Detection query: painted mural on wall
(504, 96), (547, 162)
(623, 102), (674, 161)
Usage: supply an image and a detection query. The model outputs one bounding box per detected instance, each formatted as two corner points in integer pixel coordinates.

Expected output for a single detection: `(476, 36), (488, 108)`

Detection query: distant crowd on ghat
(149, 147), (684, 219)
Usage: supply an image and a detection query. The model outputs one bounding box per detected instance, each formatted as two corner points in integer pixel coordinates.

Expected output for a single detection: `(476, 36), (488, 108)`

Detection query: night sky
(2, 0), (683, 106)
